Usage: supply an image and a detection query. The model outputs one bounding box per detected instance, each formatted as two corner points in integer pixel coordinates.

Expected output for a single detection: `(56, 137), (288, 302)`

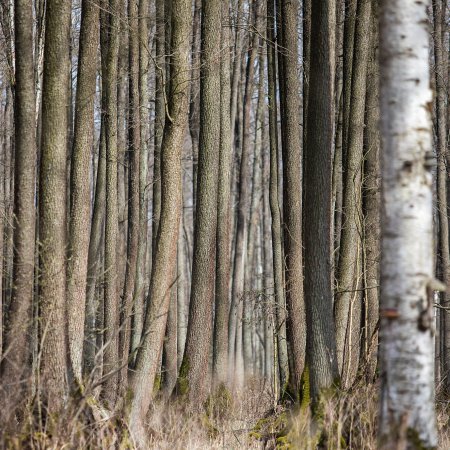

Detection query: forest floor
(140, 379), (450, 449)
(3, 379), (450, 449)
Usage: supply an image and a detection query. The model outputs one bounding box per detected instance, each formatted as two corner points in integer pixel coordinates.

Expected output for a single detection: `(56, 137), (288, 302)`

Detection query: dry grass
(2, 378), (450, 449)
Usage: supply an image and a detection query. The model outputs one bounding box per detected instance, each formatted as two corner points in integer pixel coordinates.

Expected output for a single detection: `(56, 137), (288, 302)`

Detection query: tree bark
(38, 0), (71, 411)
(342, 0), (357, 161)
(1, 0), (37, 401)
(378, 0), (437, 446)
(433, 0), (450, 394)
(335, 0), (371, 385)
(131, 0), (150, 363)
(362, 0), (380, 382)
(162, 277), (178, 397)
(67, 0), (99, 386)
(266, 0), (289, 393)
(278, 0), (306, 395)
(119, 0), (141, 389)
(213, 0), (233, 386)
(189, 0), (201, 214)
(130, 0), (192, 438)
(304, 0), (339, 402)
(180, 0), (221, 403)
(228, 1), (259, 387)
(103, 0), (122, 406)
(152, 0), (165, 253)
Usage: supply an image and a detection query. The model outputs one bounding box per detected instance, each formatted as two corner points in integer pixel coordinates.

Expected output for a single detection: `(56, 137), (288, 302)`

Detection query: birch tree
(378, 0), (438, 446)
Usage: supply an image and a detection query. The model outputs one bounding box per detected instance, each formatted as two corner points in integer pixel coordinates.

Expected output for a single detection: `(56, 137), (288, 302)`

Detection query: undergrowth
(1, 378), (450, 449)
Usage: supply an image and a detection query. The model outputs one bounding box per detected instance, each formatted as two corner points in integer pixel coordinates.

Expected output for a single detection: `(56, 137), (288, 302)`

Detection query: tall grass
(1, 378), (450, 449)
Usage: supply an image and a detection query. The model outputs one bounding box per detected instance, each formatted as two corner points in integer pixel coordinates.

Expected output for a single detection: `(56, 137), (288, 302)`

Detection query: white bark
(379, 0), (437, 447)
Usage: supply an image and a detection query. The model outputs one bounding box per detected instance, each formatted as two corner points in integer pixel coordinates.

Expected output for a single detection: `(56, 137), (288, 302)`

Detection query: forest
(0, 0), (449, 448)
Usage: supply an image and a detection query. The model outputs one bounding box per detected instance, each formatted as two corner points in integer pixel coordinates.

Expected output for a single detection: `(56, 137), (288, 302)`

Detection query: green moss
(153, 373), (161, 394)
(200, 413), (219, 438)
(204, 383), (233, 419)
(177, 357), (190, 396)
(311, 383), (338, 418)
(276, 435), (293, 449)
(300, 365), (310, 411)
(249, 412), (290, 446)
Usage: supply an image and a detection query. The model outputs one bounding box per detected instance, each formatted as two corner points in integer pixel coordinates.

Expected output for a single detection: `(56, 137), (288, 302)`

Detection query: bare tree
(103, 0), (123, 406)
(278, 0), (306, 396)
(38, 0), (71, 411)
(266, 0), (289, 394)
(378, 0), (437, 446)
(1, 0), (36, 402)
(213, 0), (233, 386)
(119, 0), (141, 388)
(130, 0), (192, 440)
(303, 0), (339, 402)
(180, 0), (221, 403)
(67, 0), (99, 386)
(335, 0), (372, 385)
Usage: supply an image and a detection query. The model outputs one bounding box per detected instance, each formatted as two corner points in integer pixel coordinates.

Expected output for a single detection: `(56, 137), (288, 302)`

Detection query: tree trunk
(67, 0), (99, 386)
(1, 0), (37, 401)
(119, 0), (141, 389)
(342, 0), (357, 161)
(179, 0), (221, 403)
(266, 0), (289, 393)
(162, 277), (178, 397)
(177, 219), (189, 368)
(213, 0), (233, 386)
(189, 0), (201, 214)
(131, 0), (150, 363)
(103, 0), (122, 407)
(433, 0), (450, 394)
(362, 0), (380, 382)
(84, 116), (106, 376)
(303, 0), (339, 402)
(278, 0), (306, 395)
(335, 0), (371, 385)
(378, 0), (437, 446)
(228, 1), (259, 388)
(38, 0), (71, 411)
(130, 0), (192, 439)
(152, 0), (164, 253)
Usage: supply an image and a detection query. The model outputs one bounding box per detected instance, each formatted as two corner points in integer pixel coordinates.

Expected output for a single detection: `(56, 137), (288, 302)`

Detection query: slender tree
(433, 0), (450, 392)
(213, 0), (233, 386)
(1, 0), (36, 400)
(67, 0), (99, 386)
(130, 0), (192, 439)
(152, 0), (164, 253)
(162, 280), (178, 396)
(278, 0), (306, 395)
(266, 0), (289, 394)
(103, 0), (122, 406)
(228, 1), (259, 386)
(38, 0), (71, 410)
(119, 0), (140, 388)
(362, 0), (379, 381)
(131, 0), (150, 359)
(180, 0), (221, 402)
(335, 0), (371, 385)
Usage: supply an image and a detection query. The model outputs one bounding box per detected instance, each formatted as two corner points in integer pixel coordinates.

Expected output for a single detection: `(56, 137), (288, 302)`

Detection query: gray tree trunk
(303, 0), (339, 402)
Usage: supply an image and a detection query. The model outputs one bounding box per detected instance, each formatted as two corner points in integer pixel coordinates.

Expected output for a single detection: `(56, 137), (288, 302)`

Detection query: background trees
(0, 0), (447, 448)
